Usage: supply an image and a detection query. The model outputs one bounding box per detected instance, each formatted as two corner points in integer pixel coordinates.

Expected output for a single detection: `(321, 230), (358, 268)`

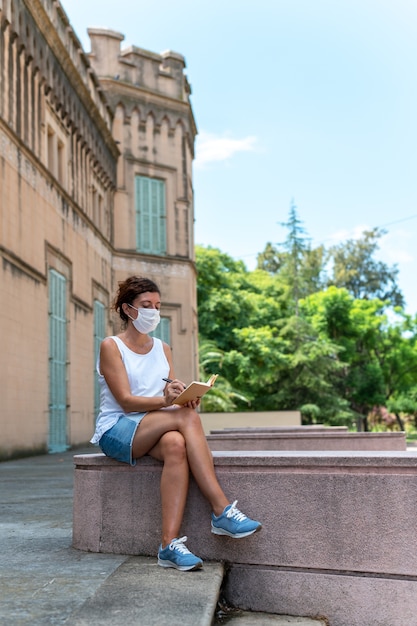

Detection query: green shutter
(135, 175), (166, 254)
(48, 269), (68, 453)
(142, 177), (151, 252)
(93, 300), (106, 418)
(156, 178), (167, 253)
(150, 317), (171, 345)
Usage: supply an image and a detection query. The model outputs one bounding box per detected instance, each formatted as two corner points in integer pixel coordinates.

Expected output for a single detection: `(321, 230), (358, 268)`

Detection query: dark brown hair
(114, 276), (160, 323)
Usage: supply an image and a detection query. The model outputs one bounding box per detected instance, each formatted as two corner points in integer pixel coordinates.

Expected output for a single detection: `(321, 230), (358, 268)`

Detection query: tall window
(48, 269), (68, 453)
(93, 301), (106, 418)
(46, 122), (67, 187)
(150, 317), (171, 345)
(135, 175), (166, 254)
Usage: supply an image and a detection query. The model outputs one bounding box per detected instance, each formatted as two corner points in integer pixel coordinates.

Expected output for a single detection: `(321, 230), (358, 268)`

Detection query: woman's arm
(100, 338), (179, 412)
(161, 341), (200, 410)
(162, 342), (201, 410)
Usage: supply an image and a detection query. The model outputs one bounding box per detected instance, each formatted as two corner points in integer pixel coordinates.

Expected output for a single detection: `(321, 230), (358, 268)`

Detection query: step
(67, 556), (327, 626)
(225, 614), (328, 625)
(68, 556), (224, 626)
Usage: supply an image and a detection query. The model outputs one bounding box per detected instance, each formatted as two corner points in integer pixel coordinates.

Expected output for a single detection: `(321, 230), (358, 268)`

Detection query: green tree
(388, 390), (417, 430)
(196, 245), (286, 352)
(256, 201), (327, 305)
(256, 241), (285, 274)
(328, 228), (404, 307)
(380, 313), (417, 429)
(301, 287), (409, 430)
(278, 200), (311, 311)
(196, 245), (348, 420)
(198, 339), (249, 411)
(272, 314), (351, 422)
(196, 242), (417, 429)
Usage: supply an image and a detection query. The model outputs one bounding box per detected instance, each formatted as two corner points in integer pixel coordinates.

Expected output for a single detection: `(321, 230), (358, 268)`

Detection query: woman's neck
(119, 327), (154, 354)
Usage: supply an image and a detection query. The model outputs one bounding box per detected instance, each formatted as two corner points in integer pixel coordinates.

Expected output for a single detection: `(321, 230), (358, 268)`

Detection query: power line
(378, 214), (417, 229)
(314, 213), (417, 246)
(235, 213), (417, 261)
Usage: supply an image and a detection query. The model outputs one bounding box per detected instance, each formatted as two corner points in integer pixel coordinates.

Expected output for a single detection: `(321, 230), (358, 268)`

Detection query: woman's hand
(183, 398), (201, 410)
(163, 378), (187, 406)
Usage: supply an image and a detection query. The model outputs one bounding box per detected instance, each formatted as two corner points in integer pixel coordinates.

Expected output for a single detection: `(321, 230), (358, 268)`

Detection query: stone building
(0, 0), (198, 459)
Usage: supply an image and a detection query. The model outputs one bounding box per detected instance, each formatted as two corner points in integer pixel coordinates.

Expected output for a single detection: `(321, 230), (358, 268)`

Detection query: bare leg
(133, 407), (229, 517)
(148, 431), (190, 547)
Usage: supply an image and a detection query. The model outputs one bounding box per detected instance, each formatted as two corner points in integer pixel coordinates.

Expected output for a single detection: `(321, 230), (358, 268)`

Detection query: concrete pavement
(0, 447), (126, 624)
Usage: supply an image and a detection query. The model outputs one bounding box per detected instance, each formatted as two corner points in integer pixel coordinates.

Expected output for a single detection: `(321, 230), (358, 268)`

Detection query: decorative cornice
(0, 244), (46, 284)
(100, 78), (198, 137)
(24, 0), (120, 160)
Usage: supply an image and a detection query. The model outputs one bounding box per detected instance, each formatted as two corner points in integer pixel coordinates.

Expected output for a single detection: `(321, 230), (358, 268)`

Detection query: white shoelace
(168, 536), (192, 554)
(226, 500), (247, 521)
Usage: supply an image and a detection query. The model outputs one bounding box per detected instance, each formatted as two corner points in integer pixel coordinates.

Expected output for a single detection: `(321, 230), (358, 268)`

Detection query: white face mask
(127, 305), (161, 334)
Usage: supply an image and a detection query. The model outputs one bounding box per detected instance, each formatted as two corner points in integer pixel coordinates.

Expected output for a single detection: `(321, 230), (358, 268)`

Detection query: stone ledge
(73, 451), (417, 570)
(206, 431), (406, 451)
(210, 426), (348, 433)
(73, 451), (417, 625)
(225, 566), (417, 626)
(199, 411), (301, 433)
(75, 449), (417, 467)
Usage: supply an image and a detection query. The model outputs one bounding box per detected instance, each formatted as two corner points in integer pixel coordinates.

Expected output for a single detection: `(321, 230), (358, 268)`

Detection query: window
(93, 300), (106, 418)
(91, 186), (97, 223)
(45, 121), (67, 187)
(47, 126), (54, 172)
(150, 317), (171, 345)
(135, 176), (166, 254)
(57, 139), (65, 183)
(48, 269), (68, 453)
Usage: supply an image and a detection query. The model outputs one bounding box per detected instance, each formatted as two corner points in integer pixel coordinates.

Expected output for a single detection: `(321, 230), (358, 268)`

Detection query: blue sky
(61, 0), (417, 313)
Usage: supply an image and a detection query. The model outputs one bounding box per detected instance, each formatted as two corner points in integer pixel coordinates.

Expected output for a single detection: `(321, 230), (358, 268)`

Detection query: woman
(91, 276), (261, 571)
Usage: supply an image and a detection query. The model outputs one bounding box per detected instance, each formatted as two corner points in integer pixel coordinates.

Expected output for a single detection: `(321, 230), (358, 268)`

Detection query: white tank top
(90, 336), (170, 443)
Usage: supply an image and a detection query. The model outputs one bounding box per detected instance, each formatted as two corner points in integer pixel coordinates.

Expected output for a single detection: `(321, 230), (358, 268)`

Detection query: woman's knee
(160, 431), (187, 461)
(177, 406), (202, 429)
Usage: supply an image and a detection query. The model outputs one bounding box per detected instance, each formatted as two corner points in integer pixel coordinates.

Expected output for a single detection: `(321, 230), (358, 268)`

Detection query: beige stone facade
(0, 1), (198, 458)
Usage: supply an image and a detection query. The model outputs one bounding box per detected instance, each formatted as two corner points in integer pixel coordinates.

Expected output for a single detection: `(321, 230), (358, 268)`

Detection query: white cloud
(327, 225), (413, 264)
(377, 229), (414, 264)
(194, 131), (257, 168)
(327, 224), (371, 244)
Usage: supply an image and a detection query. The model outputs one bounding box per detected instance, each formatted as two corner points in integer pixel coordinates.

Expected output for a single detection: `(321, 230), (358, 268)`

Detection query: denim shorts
(99, 414), (147, 466)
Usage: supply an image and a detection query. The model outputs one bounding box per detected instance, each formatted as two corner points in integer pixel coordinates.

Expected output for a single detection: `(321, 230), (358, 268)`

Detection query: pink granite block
(73, 451), (417, 573)
(206, 431), (407, 451)
(72, 465), (102, 552)
(99, 462), (163, 554)
(183, 452), (417, 576)
(72, 451), (417, 625)
(225, 566), (417, 626)
(210, 426), (348, 433)
(73, 454), (163, 553)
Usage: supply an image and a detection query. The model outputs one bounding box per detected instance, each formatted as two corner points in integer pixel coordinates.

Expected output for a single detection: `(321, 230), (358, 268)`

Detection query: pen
(163, 377), (186, 390)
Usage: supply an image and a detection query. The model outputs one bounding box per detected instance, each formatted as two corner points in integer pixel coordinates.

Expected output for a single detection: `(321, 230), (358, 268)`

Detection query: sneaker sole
(211, 523), (262, 539)
(157, 557), (203, 571)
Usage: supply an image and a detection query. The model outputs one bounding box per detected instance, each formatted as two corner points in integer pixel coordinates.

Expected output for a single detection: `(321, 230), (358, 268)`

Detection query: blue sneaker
(157, 536), (203, 571)
(211, 500), (262, 538)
